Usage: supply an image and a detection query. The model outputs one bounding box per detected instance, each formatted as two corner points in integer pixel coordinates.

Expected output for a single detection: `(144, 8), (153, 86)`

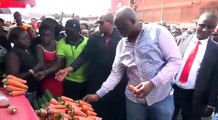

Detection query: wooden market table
(0, 88), (39, 120)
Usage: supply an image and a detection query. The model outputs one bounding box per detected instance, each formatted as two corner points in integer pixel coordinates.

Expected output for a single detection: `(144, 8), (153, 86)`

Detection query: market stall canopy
(0, 0), (36, 8)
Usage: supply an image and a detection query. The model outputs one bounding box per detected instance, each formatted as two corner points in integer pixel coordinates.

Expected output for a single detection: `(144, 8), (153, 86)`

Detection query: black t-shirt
(8, 49), (39, 92)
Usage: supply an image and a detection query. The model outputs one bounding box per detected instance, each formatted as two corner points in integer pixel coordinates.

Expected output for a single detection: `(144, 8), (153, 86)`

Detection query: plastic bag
(0, 91), (9, 103)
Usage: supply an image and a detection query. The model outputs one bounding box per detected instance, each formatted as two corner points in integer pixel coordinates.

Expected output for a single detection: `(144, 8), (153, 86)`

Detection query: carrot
(87, 116), (102, 120)
(9, 90), (26, 96)
(39, 108), (47, 117)
(6, 79), (28, 89)
(85, 110), (97, 116)
(61, 96), (74, 102)
(81, 105), (94, 111)
(0, 103), (10, 108)
(73, 109), (87, 117)
(4, 85), (27, 91)
(48, 104), (66, 109)
(7, 106), (17, 115)
(48, 108), (65, 114)
(62, 113), (70, 119)
(66, 102), (81, 110)
(73, 116), (87, 120)
(47, 116), (54, 120)
(50, 98), (60, 105)
(7, 75), (27, 84)
(93, 116), (102, 120)
(54, 113), (70, 119)
(128, 85), (138, 93)
(74, 102), (80, 107)
(87, 116), (96, 120)
(50, 107), (67, 111)
(78, 100), (92, 107)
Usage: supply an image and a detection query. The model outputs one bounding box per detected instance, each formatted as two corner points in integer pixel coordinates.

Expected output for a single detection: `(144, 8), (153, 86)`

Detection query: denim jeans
(212, 113), (218, 120)
(126, 95), (174, 120)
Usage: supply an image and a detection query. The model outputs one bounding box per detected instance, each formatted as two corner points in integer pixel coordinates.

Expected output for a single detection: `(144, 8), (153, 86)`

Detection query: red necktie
(179, 40), (201, 83)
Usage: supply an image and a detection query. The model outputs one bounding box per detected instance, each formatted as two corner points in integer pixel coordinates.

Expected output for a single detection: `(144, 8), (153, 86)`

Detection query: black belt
(172, 84), (194, 93)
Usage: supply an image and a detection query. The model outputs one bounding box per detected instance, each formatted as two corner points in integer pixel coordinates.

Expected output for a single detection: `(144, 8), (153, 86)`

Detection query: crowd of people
(0, 6), (218, 120)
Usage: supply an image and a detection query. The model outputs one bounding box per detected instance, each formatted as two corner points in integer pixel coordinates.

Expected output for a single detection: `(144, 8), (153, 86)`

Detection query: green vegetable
(54, 113), (63, 119)
(45, 89), (53, 101)
(37, 97), (43, 108)
(57, 97), (65, 105)
(42, 95), (48, 104)
(32, 99), (40, 110)
(35, 110), (41, 116)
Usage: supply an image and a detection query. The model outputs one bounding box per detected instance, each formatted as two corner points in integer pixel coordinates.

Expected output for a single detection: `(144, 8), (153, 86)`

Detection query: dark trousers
(92, 99), (126, 120)
(63, 80), (86, 100)
(86, 76), (127, 120)
(172, 84), (201, 120)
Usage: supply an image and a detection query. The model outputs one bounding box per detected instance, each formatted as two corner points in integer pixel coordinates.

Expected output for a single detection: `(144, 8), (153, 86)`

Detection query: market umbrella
(13, 0), (36, 7)
(0, 0), (36, 8)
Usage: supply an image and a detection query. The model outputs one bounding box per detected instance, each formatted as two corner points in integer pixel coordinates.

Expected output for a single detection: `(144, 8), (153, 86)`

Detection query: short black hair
(0, 18), (4, 24)
(81, 23), (89, 30)
(13, 11), (21, 18)
(8, 27), (25, 42)
(41, 18), (62, 40)
(39, 24), (55, 35)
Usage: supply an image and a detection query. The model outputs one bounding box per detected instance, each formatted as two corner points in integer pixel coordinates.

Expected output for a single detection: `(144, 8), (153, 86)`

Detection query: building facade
(111, 0), (218, 24)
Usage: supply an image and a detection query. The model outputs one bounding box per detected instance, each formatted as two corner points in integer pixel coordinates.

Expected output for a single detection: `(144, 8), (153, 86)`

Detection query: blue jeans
(126, 95), (174, 120)
(212, 113), (218, 120)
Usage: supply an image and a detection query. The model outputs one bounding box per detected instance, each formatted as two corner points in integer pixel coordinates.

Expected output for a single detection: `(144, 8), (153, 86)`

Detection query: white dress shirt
(96, 23), (182, 105)
(175, 35), (208, 89)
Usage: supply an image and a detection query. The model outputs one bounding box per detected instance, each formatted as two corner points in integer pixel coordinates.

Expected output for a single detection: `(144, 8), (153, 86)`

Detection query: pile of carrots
(2, 75), (28, 96)
(34, 90), (102, 120)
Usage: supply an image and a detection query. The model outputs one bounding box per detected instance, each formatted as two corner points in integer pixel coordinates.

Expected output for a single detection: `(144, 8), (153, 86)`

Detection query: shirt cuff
(70, 63), (78, 72)
(151, 75), (162, 88)
(96, 87), (108, 98)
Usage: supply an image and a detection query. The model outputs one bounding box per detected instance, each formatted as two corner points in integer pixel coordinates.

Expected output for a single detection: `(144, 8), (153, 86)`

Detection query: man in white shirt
(83, 6), (182, 120)
(173, 12), (218, 120)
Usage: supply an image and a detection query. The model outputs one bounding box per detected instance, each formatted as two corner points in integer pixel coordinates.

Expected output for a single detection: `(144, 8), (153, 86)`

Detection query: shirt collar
(193, 34), (208, 44)
(135, 24), (145, 44)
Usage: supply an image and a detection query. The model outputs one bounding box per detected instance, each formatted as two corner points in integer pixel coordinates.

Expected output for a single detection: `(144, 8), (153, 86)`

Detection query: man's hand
(200, 105), (214, 117)
(55, 67), (73, 81)
(135, 81), (155, 98)
(83, 94), (100, 103)
(34, 71), (45, 80)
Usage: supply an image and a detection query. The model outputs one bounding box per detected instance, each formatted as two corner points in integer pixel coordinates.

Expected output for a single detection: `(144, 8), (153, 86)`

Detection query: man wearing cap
(56, 19), (89, 99)
(36, 19), (89, 99)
